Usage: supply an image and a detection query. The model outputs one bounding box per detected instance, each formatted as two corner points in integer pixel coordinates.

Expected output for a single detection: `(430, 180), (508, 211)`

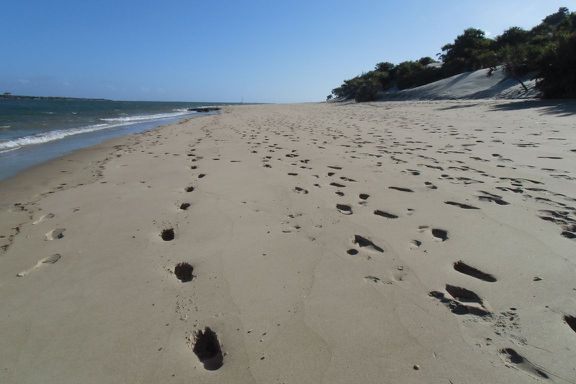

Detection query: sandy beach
(1, 101), (575, 383)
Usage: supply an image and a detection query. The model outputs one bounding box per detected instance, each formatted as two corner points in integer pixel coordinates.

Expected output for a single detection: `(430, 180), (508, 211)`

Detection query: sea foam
(100, 110), (192, 123)
(0, 111), (194, 151)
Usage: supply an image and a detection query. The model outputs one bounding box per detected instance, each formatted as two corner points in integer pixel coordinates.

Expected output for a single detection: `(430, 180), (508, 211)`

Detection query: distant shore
(1, 101), (575, 383)
(0, 93), (111, 101)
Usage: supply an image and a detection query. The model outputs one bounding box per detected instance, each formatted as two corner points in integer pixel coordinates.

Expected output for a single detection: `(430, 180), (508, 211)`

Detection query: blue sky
(0, 0), (571, 103)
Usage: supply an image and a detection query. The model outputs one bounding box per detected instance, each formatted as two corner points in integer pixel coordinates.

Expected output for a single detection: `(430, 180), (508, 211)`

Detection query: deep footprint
(445, 201), (480, 210)
(161, 228), (175, 241)
(389, 186), (414, 192)
(565, 315), (576, 333)
(478, 191), (509, 205)
(193, 327), (223, 370)
(453, 261), (496, 282)
(353, 235), (384, 252)
(431, 228), (448, 241)
(336, 204), (353, 215)
(174, 262), (193, 282)
(429, 291), (491, 317)
(374, 210), (398, 219)
(445, 284), (483, 304)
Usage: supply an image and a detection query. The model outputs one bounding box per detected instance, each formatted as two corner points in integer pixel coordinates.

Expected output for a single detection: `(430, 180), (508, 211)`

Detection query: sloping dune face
(385, 67), (539, 100)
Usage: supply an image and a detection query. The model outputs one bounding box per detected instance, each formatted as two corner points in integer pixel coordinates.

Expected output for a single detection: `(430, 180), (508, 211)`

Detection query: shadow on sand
(436, 103), (481, 111)
(489, 99), (576, 116)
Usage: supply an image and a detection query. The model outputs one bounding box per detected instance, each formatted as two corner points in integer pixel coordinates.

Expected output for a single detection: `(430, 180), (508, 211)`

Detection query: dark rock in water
(188, 106), (221, 112)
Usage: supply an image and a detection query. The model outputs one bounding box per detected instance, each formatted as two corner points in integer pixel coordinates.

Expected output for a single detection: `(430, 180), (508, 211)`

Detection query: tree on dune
(440, 28), (496, 76)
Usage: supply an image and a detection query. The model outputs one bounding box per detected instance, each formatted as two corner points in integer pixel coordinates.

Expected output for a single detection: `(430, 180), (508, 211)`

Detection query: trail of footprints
(13, 144), (146, 275)
(239, 111), (576, 380)
(155, 144), (224, 370)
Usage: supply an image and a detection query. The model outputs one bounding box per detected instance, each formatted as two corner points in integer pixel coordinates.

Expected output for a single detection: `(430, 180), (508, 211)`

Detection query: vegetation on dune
(329, 7), (576, 102)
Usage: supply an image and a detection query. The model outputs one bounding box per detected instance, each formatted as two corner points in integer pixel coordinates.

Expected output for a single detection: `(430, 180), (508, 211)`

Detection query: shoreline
(0, 110), (218, 182)
(0, 101), (575, 383)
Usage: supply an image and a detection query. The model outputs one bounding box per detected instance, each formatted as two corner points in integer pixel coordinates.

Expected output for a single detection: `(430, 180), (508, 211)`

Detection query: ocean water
(0, 98), (224, 181)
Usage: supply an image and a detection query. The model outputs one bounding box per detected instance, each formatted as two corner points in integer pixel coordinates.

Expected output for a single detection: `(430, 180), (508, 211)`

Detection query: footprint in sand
(478, 191), (509, 205)
(193, 327), (223, 370)
(429, 288), (491, 317)
(374, 210), (398, 219)
(432, 228), (448, 241)
(445, 284), (484, 305)
(353, 235), (384, 253)
(45, 228), (65, 240)
(565, 315), (576, 334)
(174, 262), (194, 282)
(160, 228), (175, 241)
(364, 275), (383, 284)
(336, 204), (353, 215)
(33, 213), (55, 225)
(294, 187), (309, 194)
(499, 348), (550, 380)
(17, 254), (62, 277)
(418, 226), (449, 241)
(453, 261), (496, 282)
(445, 201), (479, 210)
(389, 186), (414, 193)
(404, 169), (420, 176)
(409, 240), (422, 249)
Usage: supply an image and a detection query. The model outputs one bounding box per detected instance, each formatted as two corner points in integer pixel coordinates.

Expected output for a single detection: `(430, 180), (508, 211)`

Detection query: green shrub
(354, 80), (380, 102)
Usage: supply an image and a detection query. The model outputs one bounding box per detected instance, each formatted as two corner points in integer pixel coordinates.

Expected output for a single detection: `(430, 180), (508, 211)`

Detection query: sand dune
(0, 101), (575, 383)
(384, 66), (539, 100)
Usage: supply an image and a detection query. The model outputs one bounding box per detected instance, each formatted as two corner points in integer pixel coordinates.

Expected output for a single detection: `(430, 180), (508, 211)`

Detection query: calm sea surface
(0, 98), (226, 181)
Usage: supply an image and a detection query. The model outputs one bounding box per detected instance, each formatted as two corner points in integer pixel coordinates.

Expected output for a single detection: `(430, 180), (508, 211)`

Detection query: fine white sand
(0, 101), (575, 383)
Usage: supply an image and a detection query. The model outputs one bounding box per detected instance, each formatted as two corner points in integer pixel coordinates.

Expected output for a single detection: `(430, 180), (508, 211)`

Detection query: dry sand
(0, 100), (575, 383)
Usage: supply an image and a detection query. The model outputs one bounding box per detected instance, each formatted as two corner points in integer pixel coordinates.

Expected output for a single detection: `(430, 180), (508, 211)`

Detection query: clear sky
(0, 0), (571, 103)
